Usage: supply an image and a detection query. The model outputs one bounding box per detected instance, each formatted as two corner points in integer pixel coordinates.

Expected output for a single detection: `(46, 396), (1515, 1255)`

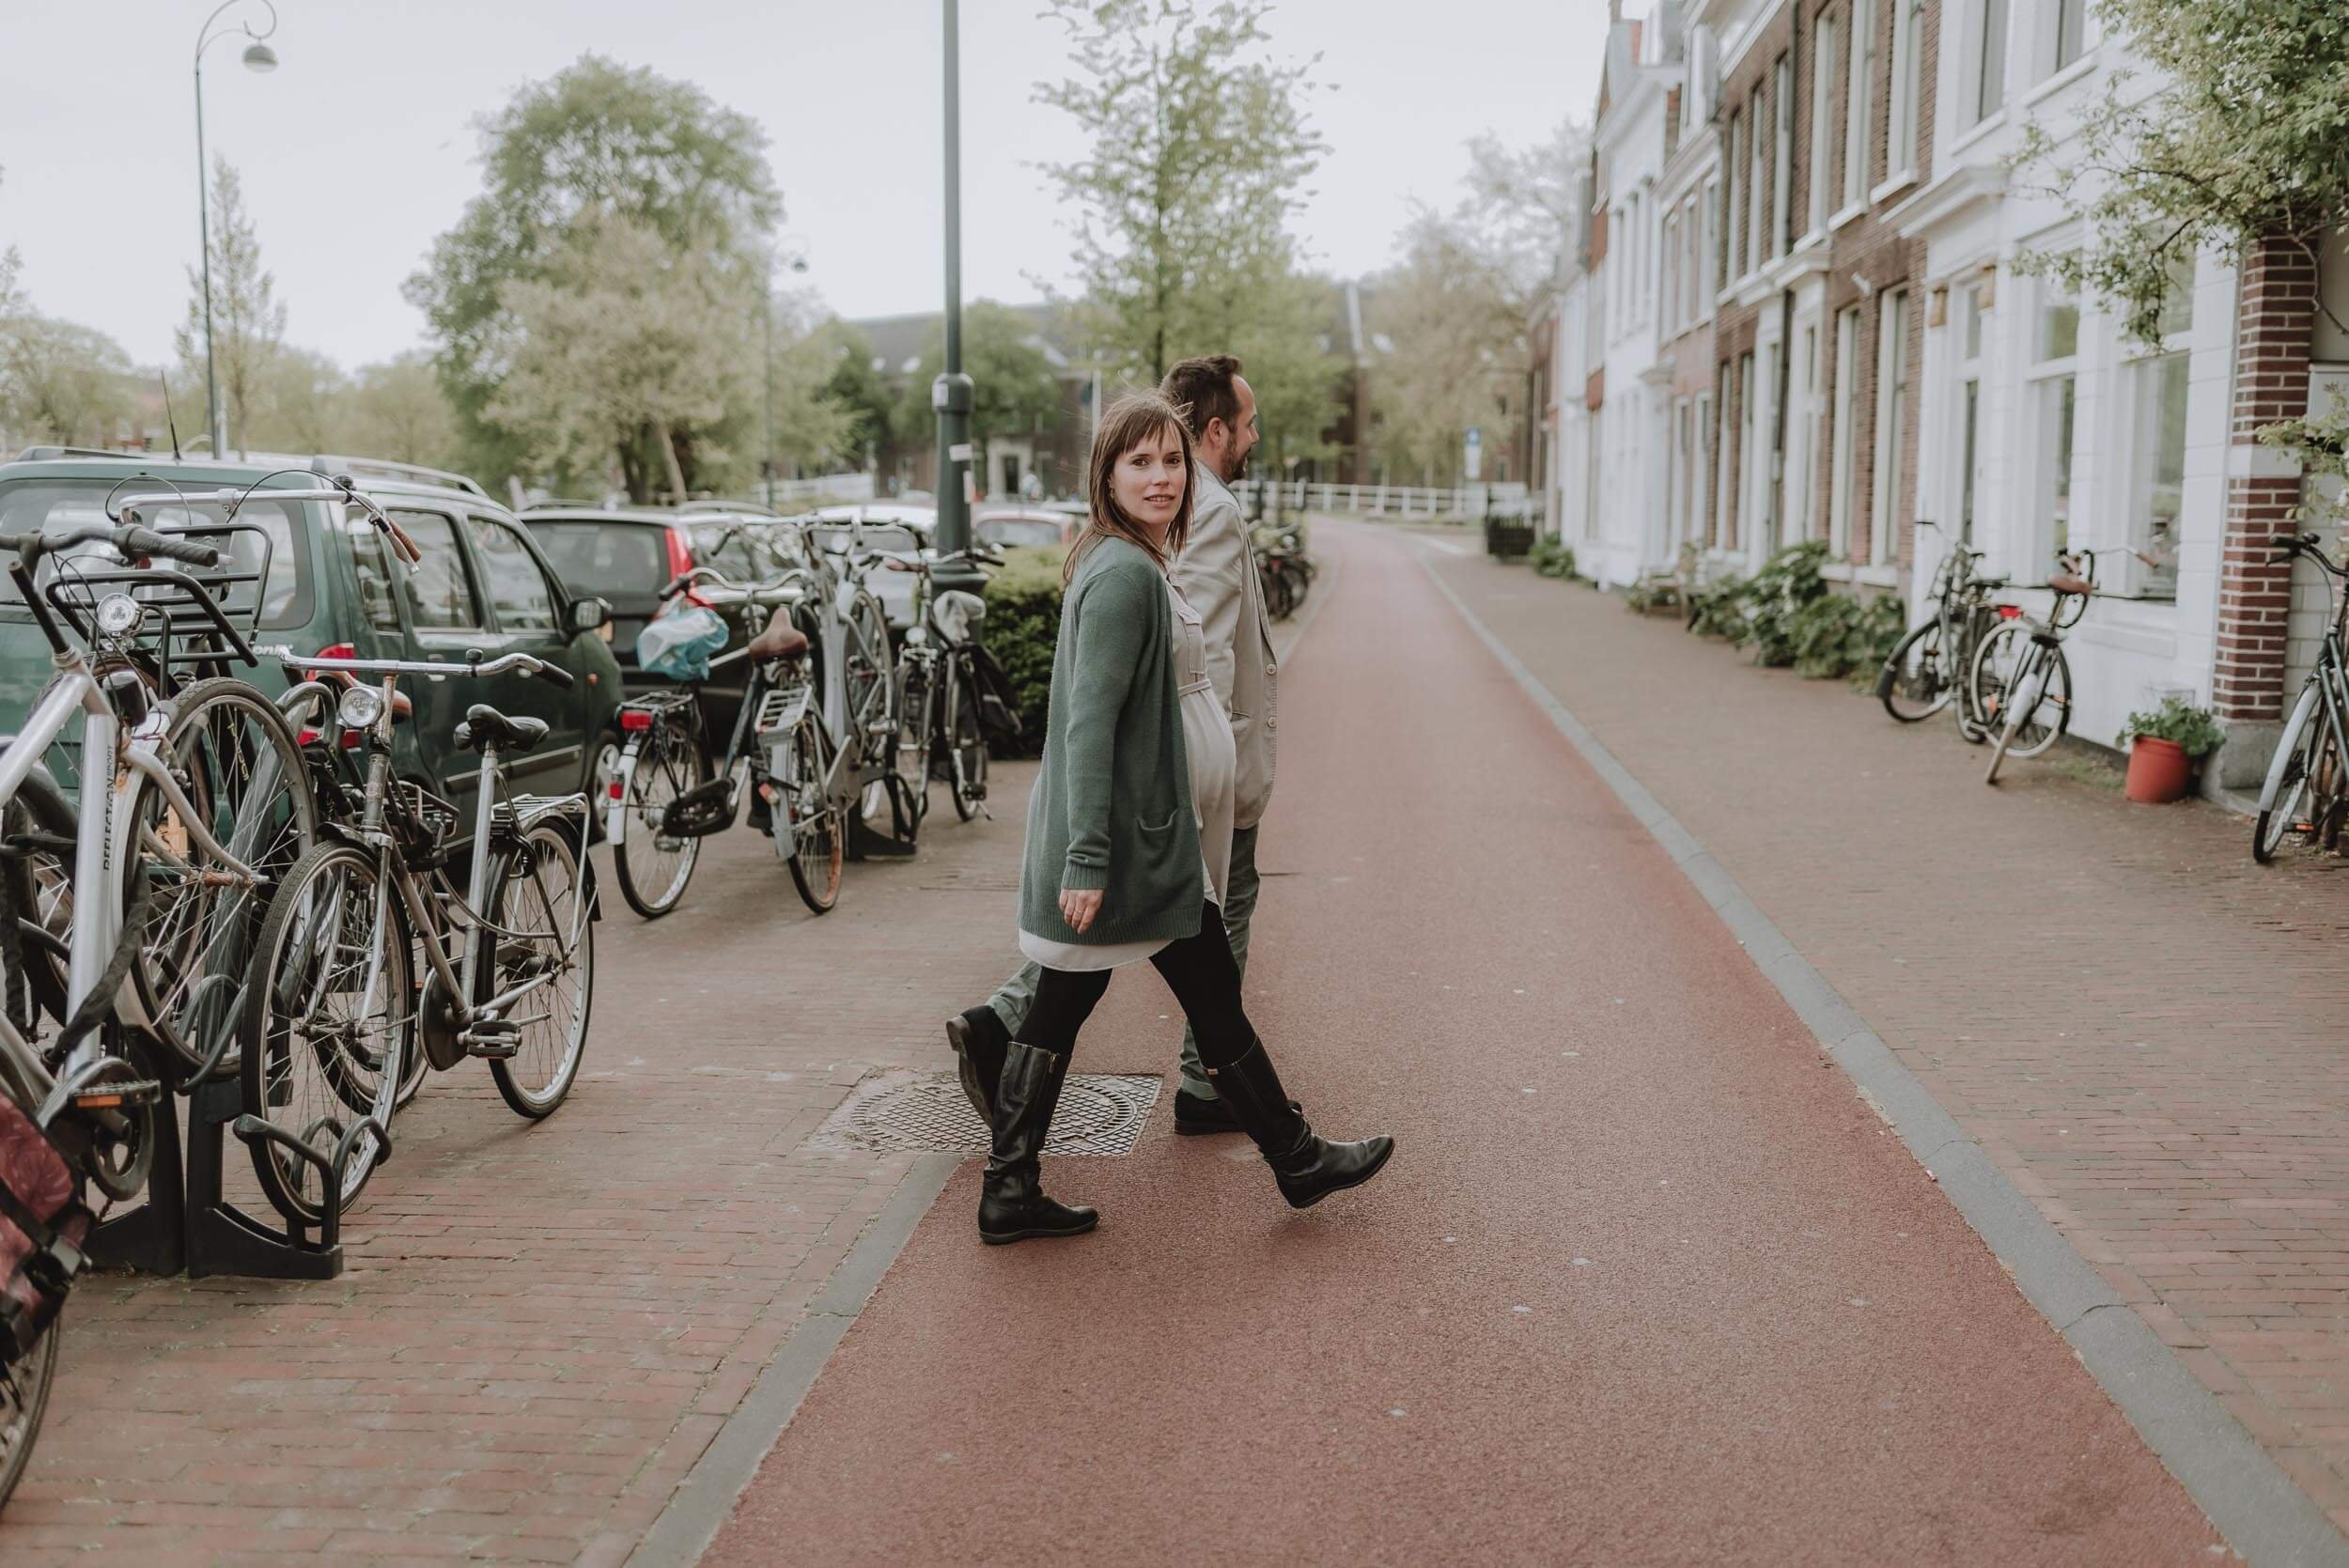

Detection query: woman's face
(1111, 424), (1187, 539)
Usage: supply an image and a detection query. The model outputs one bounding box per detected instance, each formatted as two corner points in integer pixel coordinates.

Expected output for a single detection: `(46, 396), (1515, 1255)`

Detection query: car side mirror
(569, 596), (613, 636)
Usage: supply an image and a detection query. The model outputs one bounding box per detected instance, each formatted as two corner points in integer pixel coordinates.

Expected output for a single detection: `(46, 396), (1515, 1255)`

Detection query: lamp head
(241, 41), (278, 72)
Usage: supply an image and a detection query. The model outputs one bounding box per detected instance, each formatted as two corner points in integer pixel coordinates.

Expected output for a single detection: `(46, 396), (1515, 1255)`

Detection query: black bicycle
(883, 544), (1007, 827)
(1876, 520), (2014, 741)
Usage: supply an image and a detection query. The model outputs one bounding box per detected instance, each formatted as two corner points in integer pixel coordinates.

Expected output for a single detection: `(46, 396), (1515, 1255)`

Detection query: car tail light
(314, 643), (356, 662)
(665, 529), (708, 607)
(619, 709), (654, 732)
(1997, 604), (2023, 619)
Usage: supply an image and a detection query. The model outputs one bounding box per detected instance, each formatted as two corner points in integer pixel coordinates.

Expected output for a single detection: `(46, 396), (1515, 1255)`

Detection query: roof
(844, 303), (1083, 380)
(4, 446), (497, 510)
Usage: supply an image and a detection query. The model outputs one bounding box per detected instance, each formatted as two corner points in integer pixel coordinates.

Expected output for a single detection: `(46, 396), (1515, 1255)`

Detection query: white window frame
(1953, 281), (1986, 547)
(1748, 84), (1769, 272)
(1870, 289), (1910, 567)
(1969, 0), (2010, 126)
(1829, 305), (1861, 556)
(2051, 0), (2086, 77)
(1888, 0), (1922, 181)
(1736, 350), (1758, 551)
(2117, 253), (2196, 599)
(1809, 11), (1838, 235)
(1694, 389), (1716, 551)
(1843, 0), (1875, 209)
(2028, 266), (2082, 565)
(1772, 54), (1794, 258)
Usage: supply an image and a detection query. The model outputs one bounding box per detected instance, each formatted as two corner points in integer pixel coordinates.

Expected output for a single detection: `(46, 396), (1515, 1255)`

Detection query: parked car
(973, 505), (1080, 551)
(0, 448), (623, 831)
(806, 504), (936, 632)
(520, 505), (803, 740)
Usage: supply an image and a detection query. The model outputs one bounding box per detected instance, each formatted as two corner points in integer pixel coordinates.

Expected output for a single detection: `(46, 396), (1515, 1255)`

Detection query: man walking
(947, 353), (1281, 1134)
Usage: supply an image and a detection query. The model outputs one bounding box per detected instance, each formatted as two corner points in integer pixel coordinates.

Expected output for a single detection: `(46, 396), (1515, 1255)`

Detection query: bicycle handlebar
(2272, 534), (2345, 576)
(660, 564), (805, 601)
(0, 521), (221, 568)
(112, 474), (425, 567)
(262, 644), (575, 688)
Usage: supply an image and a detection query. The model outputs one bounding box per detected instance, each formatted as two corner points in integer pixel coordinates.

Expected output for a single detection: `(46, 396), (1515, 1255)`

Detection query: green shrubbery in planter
(2118, 695), (2224, 756)
(1687, 575), (1750, 641)
(1735, 539), (1831, 667)
(979, 545), (1067, 757)
(1529, 536), (1577, 579)
(1788, 592), (1906, 679)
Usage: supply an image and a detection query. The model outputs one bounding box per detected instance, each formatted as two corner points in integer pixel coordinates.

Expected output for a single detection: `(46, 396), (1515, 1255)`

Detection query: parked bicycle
(1876, 520), (2015, 741)
(1975, 548), (2126, 785)
(2255, 534), (2349, 862)
(883, 542), (1008, 829)
(238, 644), (596, 1224)
(1257, 527), (1314, 622)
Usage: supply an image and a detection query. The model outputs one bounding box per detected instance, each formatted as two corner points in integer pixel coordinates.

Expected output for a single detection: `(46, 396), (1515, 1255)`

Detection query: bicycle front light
(337, 684), (387, 732)
(94, 593), (144, 638)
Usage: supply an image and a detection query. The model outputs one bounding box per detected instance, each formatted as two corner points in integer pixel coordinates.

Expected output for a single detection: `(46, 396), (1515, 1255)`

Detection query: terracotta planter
(2124, 736), (2193, 803)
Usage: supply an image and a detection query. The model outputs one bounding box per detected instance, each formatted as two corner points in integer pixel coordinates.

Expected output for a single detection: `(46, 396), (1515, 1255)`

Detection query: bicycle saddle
(453, 704), (549, 754)
(748, 605), (810, 661)
(2048, 572), (2093, 596)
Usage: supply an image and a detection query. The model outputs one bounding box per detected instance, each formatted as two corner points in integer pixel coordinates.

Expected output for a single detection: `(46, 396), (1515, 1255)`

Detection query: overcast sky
(0, 0), (1602, 372)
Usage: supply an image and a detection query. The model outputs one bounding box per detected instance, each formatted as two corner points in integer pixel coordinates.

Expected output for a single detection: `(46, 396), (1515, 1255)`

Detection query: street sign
(1465, 426), (1484, 482)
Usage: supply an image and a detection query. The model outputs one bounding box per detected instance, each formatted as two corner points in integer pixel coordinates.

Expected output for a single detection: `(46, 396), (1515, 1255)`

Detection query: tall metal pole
(195, 49), (223, 457)
(930, 0), (980, 589)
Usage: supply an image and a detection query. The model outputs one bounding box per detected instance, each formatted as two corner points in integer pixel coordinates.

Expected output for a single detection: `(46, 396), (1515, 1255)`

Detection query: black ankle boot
(946, 1005), (1012, 1127)
(978, 1042), (1098, 1244)
(1205, 1039), (1394, 1209)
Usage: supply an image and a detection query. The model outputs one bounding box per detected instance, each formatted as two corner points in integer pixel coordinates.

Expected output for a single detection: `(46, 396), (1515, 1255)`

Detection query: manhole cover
(809, 1069), (1161, 1157)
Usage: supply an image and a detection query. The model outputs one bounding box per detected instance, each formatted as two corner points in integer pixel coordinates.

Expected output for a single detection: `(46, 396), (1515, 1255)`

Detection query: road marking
(1417, 548), (2349, 1568)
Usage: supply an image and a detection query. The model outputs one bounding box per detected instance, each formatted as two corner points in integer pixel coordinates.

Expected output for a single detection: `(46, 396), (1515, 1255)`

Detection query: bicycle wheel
(0, 1312), (59, 1513)
(130, 677), (319, 1072)
(1878, 619), (1953, 722)
(0, 768), (76, 1034)
(613, 714), (707, 919)
(239, 841), (404, 1223)
(2256, 682), (2325, 863)
(947, 669), (988, 823)
(891, 663), (932, 832)
(488, 817), (594, 1119)
(845, 590), (894, 768)
(778, 716), (843, 914)
(1972, 624), (2072, 755)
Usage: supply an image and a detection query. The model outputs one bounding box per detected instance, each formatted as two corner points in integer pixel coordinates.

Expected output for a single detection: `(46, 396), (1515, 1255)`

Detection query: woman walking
(978, 390), (1393, 1245)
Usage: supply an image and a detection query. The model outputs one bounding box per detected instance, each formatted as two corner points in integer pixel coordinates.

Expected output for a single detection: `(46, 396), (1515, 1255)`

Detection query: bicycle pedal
(71, 1079), (162, 1111)
(459, 1019), (521, 1060)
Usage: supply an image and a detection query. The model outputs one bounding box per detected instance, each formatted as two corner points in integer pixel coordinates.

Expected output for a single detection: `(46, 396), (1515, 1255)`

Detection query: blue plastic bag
(636, 606), (729, 682)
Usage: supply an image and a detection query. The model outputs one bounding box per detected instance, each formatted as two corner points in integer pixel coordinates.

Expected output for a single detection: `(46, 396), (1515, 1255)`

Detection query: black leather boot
(946, 1005), (1011, 1127)
(1205, 1039), (1393, 1209)
(977, 1042), (1098, 1244)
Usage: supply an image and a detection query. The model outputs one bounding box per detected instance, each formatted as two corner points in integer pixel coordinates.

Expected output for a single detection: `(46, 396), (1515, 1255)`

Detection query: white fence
(1232, 479), (1540, 521)
(764, 472), (877, 505)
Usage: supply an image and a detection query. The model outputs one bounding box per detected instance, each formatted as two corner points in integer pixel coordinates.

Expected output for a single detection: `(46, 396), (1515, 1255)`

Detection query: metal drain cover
(810, 1069), (1161, 1157)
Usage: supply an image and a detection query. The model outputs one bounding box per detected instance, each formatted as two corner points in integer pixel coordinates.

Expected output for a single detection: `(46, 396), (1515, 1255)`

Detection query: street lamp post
(930, 0), (982, 592)
(194, 0), (279, 459)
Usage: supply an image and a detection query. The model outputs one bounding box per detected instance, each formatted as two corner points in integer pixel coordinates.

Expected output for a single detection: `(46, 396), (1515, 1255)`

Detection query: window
(2053, 0), (2085, 74)
(467, 517), (559, 630)
(1799, 323), (1822, 539)
(0, 484), (312, 630)
(1727, 110), (1747, 281)
(1754, 341), (1780, 550)
(1829, 305), (1861, 555)
(1843, 0), (1875, 209)
(1871, 289), (1910, 565)
(1694, 390), (1715, 550)
(2126, 252), (2195, 599)
(1714, 369), (1735, 547)
(1702, 179), (1720, 303)
(342, 512), (404, 633)
(393, 510), (482, 629)
(1957, 283), (1986, 545)
(1810, 12), (1838, 233)
(1749, 84), (1769, 270)
(1736, 350), (1757, 550)
(1772, 54), (1794, 256)
(1890, 0), (1922, 178)
(1662, 211), (1679, 334)
(1972, 0), (2009, 124)
(2030, 270), (2081, 561)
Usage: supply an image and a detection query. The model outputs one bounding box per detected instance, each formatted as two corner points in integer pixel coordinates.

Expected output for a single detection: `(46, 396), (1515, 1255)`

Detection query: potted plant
(2116, 696), (2225, 803)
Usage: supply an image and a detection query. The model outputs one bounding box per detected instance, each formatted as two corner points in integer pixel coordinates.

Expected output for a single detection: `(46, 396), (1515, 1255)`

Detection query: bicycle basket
(636, 607), (730, 682)
(39, 519), (276, 671)
(0, 1094), (89, 1364)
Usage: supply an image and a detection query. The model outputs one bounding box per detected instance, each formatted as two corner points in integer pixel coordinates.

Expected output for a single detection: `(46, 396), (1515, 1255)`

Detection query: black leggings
(1018, 902), (1253, 1069)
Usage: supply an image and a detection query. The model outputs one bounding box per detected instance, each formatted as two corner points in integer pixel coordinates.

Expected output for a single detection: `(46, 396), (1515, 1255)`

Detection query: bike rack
(85, 1041), (351, 1281)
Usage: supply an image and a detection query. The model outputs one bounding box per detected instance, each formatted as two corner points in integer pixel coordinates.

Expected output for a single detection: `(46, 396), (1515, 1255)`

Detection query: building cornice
(1891, 163), (2008, 240)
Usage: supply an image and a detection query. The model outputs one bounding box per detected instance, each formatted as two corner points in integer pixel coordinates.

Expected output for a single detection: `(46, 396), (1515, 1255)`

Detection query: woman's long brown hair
(1063, 390), (1195, 588)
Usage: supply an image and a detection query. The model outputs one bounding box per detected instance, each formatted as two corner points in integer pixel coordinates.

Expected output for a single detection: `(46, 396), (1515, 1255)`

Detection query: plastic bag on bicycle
(636, 607), (730, 683)
(0, 1094), (89, 1363)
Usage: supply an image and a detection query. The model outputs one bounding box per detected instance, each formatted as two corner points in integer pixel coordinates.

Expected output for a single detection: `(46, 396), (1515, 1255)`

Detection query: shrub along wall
(980, 545), (1066, 756)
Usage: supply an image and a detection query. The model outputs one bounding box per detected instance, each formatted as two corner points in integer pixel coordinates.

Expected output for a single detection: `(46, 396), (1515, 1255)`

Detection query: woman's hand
(1060, 887), (1104, 934)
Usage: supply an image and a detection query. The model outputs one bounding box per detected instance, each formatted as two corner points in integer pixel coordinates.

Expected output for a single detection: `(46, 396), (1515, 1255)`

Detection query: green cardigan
(1019, 536), (1206, 946)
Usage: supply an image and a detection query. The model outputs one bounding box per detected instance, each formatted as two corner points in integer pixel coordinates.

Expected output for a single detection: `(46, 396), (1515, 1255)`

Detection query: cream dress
(1019, 576), (1237, 971)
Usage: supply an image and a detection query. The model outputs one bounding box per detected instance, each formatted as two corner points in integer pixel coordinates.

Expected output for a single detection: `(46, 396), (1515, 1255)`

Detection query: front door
(463, 512), (582, 795)
(387, 507), (495, 814)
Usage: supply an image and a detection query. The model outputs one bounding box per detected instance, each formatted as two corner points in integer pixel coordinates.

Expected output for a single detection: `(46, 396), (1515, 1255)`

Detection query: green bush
(2118, 695), (2226, 756)
(1736, 539), (1832, 667)
(1788, 591), (1906, 679)
(1687, 575), (1750, 641)
(1529, 536), (1577, 579)
(979, 545), (1066, 757)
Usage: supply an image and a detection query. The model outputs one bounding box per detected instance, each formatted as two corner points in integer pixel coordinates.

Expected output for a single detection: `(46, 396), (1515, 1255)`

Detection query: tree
(809, 318), (893, 474)
(345, 351), (464, 473)
(175, 156), (286, 450)
(2015, 0), (2349, 349)
(0, 249), (139, 449)
(246, 345), (351, 455)
(1037, 0), (1336, 417)
(483, 210), (755, 502)
(894, 302), (1064, 477)
(408, 55), (782, 488)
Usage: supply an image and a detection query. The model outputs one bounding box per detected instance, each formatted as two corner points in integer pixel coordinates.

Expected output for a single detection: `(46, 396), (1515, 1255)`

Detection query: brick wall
(2214, 238), (2321, 721)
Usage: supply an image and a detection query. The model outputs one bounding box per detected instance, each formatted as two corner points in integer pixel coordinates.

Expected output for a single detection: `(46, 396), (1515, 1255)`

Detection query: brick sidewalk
(0, 767), (1040, 1565)
(1419, 525), (2349, 1537)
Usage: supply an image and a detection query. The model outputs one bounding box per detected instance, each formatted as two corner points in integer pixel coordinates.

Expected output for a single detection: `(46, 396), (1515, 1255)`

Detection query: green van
(0, 449), (625, 827)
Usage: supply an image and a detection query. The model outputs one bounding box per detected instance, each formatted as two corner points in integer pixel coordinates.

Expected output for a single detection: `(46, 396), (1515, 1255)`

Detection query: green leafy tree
(2014, 0), (2349, 348)
(756, 287), (860, 483)
(894, 302), (1064, 479)
(809, 318), (894, 473)
(1036, 0), (1340, 455)
(246, 345), (352, 455)
(174, 157), (286, 450)
(0, 248), (138, 448)
(345, 350), (465, 473)
(407, 55), (782, 487)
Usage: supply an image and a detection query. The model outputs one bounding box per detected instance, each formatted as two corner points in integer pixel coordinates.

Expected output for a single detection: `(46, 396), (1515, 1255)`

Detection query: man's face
(1215, 376), (1260, 483)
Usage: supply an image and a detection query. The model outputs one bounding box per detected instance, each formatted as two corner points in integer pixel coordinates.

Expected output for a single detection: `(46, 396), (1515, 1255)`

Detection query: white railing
(1232, 479), (1535, 520)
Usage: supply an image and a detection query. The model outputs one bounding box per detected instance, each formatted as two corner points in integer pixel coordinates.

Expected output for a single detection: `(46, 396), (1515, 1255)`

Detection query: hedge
(980, 545), (1066, 756)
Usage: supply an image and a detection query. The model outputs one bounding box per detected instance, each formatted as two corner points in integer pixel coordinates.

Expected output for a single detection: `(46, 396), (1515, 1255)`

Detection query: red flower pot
(2124, 736), (2193, 803)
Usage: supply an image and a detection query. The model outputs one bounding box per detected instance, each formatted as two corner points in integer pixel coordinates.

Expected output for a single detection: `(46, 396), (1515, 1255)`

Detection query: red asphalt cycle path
(704, 526), (2222, 1564)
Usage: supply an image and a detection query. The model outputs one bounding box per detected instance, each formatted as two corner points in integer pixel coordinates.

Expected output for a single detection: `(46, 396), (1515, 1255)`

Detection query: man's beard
(1222, 445), (1251, 484)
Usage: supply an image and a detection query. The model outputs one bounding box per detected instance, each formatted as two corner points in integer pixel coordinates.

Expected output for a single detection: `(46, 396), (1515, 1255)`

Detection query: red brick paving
(0, 774), (1039, 1564)
(1425, 523), (2349, 1538)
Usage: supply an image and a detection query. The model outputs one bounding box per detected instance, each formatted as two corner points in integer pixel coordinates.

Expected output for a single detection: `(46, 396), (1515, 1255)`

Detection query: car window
(689, 522), (766, 582)
(393, 509), (482, 629)
(0, 480), (312, 629)
(524, 520), (663, 601)
(338, 509), (403, 634)
(467, 516), (559, 631)
(811, 524), (919, 555)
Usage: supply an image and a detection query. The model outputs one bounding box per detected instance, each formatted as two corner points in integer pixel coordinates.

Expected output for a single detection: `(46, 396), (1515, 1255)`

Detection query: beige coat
(1171, 466), (1279, 829)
